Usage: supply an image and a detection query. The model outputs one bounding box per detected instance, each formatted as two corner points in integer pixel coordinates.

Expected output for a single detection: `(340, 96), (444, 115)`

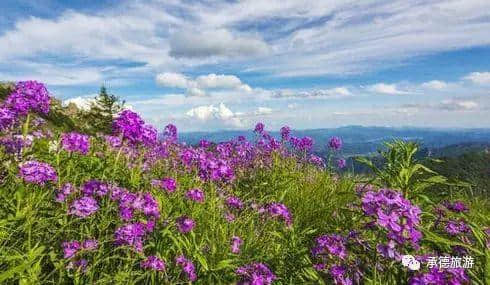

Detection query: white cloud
(255, 107), (273, 115)
(421, 80), (447, 90)
(62, 96), (96, 111)
(463, 72), (490, 85)
(367, 83), (408, 95)
(169, 29), (269, 58)
(186, 102), (243, 127)
(155, 72), (190, 88)
(155, 72), (254, 97)
(273, 87), (351, 98)
(196, 74), (242, 89)
(439, 100), (478, 111)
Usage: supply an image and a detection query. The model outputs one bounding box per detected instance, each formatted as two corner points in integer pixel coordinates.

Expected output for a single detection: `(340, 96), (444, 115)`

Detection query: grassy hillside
(1, 81), (489, 284)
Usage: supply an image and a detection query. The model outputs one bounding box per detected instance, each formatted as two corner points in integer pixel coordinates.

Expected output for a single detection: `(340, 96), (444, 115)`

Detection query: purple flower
(236, 262), (276, 285)
(329, 265), (352, 285)
(112, 110), (156, 145)
(163, 177), (178, 193)
(280, 125), (291, 141)
(5, 81), (51, 115)
(104, 135), (122, 148)
(226, 196), (244, 210)
(62, 241), (80, 259)
(82, 180), (109, 197)
(141, 256), (166, 271)
(0, 106), (16, 131)
(176, 255), (197, 281)
(409, 267), (469, 285)
(82, 239), (98, 251)
(376, 240), (400, 260)
(328, 136), (343, 151)
(0, 135), (32, 155)
(231, 236), (243, 254)
(19, 160), (57, 185)
(298, 136), (314, 152)
(444, 200), (469, 213)
(67, 259), (88, 272)
(254, 122), (265, 134)
(61, 132), (90, 155)
(69, 197), (99, 218)
(445, 220), (470, 236)
(164, 124), (178, 141)
(55, 183), (75, 202)
(142, 193), (160, 219)
(186, 188), (205, 203)
(310, 154), (325, 167)
(336, 158), (347, 169)
(114, 222), (148, 252)
(176, 216), (195, 233)
(312, 234), (348, 259)
(199, 139), (211, 148)
(261, 202), (293, 227)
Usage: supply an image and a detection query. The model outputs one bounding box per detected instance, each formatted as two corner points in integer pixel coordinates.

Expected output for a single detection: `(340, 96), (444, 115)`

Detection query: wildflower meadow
(0, 81), (489, 284)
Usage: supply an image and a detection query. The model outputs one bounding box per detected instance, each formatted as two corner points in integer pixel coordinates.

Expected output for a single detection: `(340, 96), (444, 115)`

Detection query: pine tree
(83, 86), (125, 134)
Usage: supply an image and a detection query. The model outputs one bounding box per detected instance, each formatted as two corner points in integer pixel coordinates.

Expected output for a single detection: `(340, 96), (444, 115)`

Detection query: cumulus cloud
(169, 29), (269, 58)
(186, 102), (243, 127)
(421, 80), (448, 90)
(463, 72), (490, 85)
(367, 83), (408, 95)
(155, 72), (253, 97)
(62, 96), (96, 111)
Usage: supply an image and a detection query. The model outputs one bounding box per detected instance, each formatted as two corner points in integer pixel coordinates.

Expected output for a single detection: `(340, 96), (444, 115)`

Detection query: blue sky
(1, 0), (490, 131)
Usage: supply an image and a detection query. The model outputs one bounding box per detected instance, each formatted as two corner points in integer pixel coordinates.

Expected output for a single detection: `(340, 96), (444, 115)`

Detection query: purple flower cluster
(176, 255), (197, 281)
(114, 222), (149, 252)
(61, 132), (90, 155)
(444, 200), (469, 213)
(254, 122), (265, 134)
(61, 238), (98, 271)
(69, 196), (99, 218)
(311, 234), (348, 259)
(337, 158), (347, 169)
(445, 219), (470, 236)
(141, 256), (166, 271)
(260, 202), (293, 227)
(236, 262), (276, 285)
(310, 154), (325, 167)
(328, 136), (343, 150)
(176, 216), (195, 233)
(112, 189), (161, 221)
(19, 160), (57, 185)
(56, 183), (76, 202)
(0, 107), (16, 131)
(112, 110), (157, 146)
(163, 123), (178, 141)
(1, 135), (32, 155)
(226, 196), (244, 210)
(4, 81), (51, 116)
(186, 188), (205, 203)
(82, 180), (109, 197)
(104, 135), (122, 148)
(152, 177), (177, 193)
(409, 267), (469, 284)
(231, 236), (243, 254)
(280, 125), (290, 141)
(362, 189), (422, 248)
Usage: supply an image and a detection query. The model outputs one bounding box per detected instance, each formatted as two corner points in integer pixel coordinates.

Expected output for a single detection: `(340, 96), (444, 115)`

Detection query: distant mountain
(178, 126), (490, 156)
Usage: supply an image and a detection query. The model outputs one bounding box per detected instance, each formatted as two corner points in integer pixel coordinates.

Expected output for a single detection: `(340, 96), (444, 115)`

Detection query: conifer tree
(83, 85), (125, 134)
